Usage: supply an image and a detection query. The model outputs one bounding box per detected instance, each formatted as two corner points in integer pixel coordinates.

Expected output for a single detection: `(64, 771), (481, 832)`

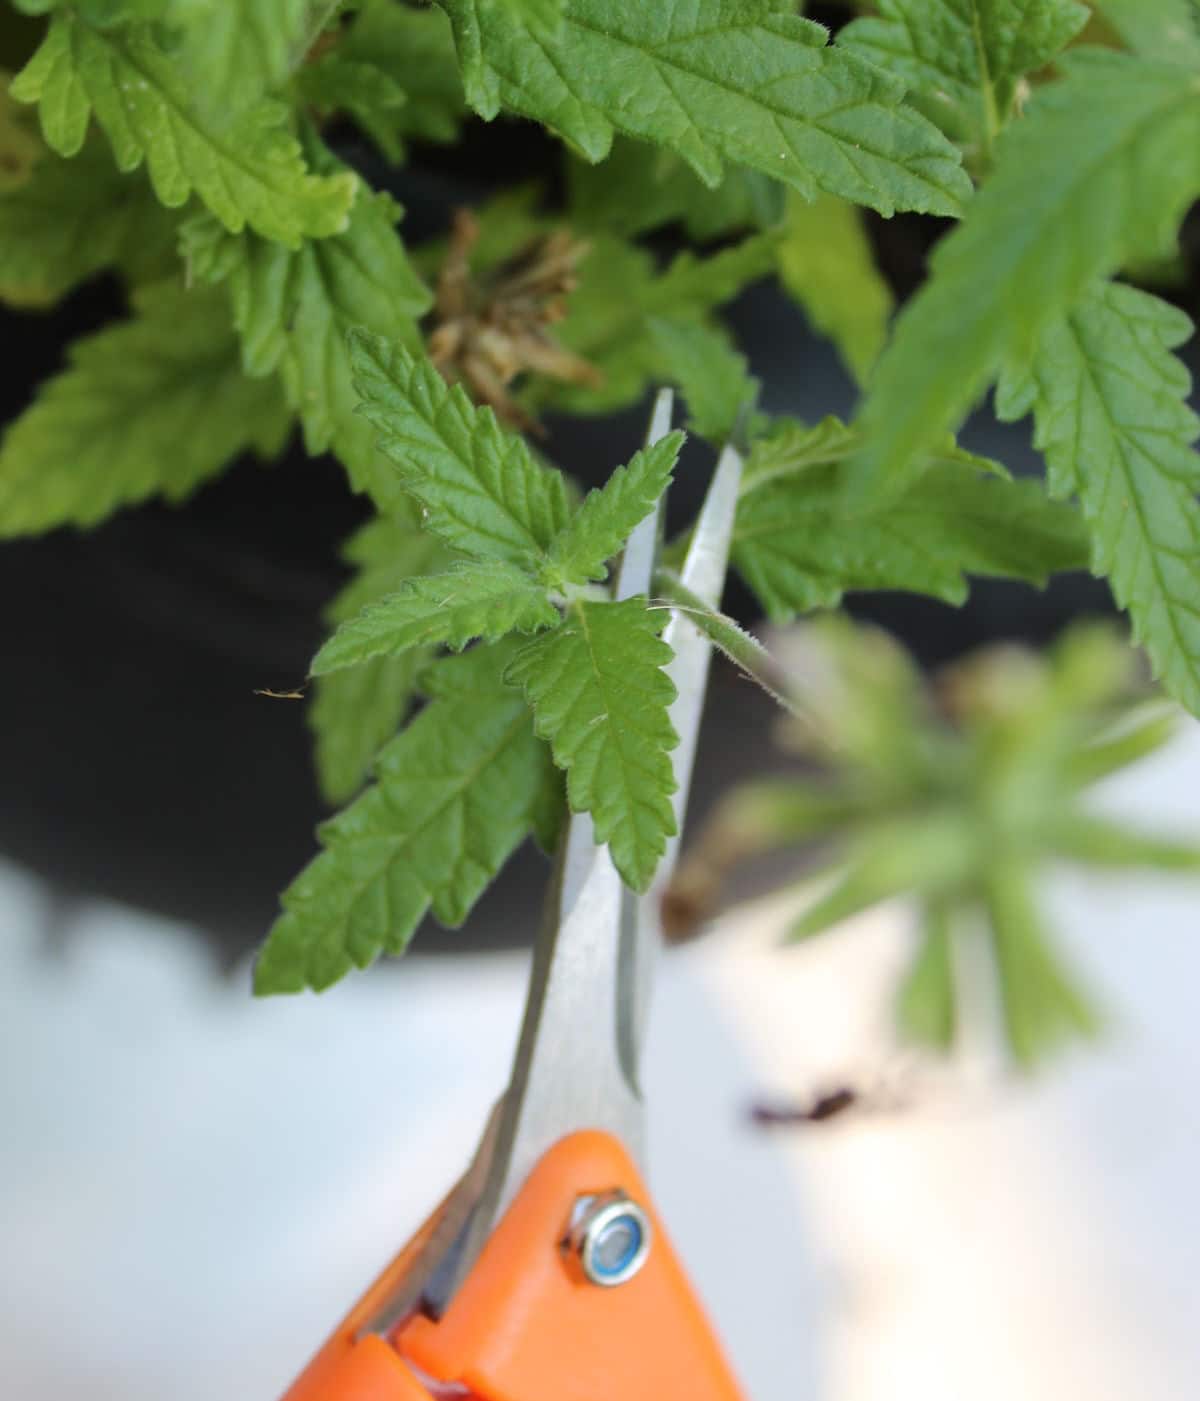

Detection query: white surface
(2, 726), (1199, 1400)
(694, 723), (1200, 1401)
(0, 865), (817, 1401)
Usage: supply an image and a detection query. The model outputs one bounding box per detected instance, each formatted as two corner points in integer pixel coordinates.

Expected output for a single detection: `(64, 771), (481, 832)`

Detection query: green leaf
(1043, 813), (1200, 869)
(567, 139), (784, 240)
(10, 12), (355, 246)
(500, 0), (563, 35)
(312, 560), (559, 675)
(840, 0), (1088, 148)
(0, 281), (289, 537)
(535, 232), (774, 417)
(742, 415), (1009, 497)
(1091, 0), (1200, 66)
(1066, 701), (1178, 788)
(296, 53), (408, 162)
(543, 430), (683, 587)
(337, 0), (467, 146)
(787, 615), (936, 777)
(740, 414), (860, 494)
(173, 0), (328, 109)
(350, 332), (572, 564)
(10, 0), (177, 20)
(505, 597), (678, 891)
(997, 282), (1200, 715)
(897, 899), (957, 1050)
(733, 420), (1089, 616)
(984, 856), (1102, 1067)
(1032, 618), (1144, 715)
(310, 515), (451, 806)
(647, 236), (780, 317)
(645, 320), (756, 444)
(788, 812), (974, 940)
(310, 652), (427, 807)
(852, 48), (1200, 495)
(774, 192), (894, 388)
(703, 779), (874, 849)
(0, 139), (178, 306)
(183, 139), (430, 510)
(436, 0), (971, 216)
(256, 640), (553, 993)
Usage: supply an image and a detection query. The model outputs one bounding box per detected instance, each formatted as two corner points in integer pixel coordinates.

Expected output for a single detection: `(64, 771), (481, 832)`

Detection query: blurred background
(3, 30), (1200, 1398)
(3, 707), (1200, 1400)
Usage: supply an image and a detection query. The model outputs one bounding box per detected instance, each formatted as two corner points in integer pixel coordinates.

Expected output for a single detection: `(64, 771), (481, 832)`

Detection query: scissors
(280, 389), (748, 1401)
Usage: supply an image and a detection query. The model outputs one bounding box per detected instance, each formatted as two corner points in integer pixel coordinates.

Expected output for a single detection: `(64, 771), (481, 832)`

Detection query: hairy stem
(651, 566), (804, 719)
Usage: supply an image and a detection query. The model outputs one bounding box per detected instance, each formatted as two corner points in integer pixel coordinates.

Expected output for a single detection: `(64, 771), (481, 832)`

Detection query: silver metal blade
(628, 434), (745, 1063)
(365, 396), (748, 1334)
(413, 390), (677, 1318)
(658, 433), (745, 851)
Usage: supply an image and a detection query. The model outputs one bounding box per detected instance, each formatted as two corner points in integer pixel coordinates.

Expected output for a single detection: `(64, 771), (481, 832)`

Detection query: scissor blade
(615, 393), (674, 601)
(660, 432), (745, 837)
(624, 432), (746, 1069)
(416, 391), (677, 1318)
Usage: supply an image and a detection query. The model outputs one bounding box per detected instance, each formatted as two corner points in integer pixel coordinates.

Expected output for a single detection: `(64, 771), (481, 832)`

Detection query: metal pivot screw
(567, 1190), (652, 1287)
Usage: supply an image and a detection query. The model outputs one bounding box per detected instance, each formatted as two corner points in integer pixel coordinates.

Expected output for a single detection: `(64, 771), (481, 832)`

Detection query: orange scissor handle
(280, 1186), (458, 1401)
(282, 1334), (436, 1401)
(281, 1131), (746, 1401)
(400, 1130), (745, 1401)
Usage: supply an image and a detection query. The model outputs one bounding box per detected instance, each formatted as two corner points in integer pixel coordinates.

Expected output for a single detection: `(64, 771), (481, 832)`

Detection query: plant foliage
(2, 0), (1199, 1064)
(670, 621), (1200, 1067)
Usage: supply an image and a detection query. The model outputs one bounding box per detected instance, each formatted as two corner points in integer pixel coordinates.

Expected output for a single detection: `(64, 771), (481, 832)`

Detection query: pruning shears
(279, 389), (748, 1401)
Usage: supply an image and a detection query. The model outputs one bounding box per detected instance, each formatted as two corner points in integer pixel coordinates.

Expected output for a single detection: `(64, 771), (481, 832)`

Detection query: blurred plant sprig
(669, 620), (1200, 1068)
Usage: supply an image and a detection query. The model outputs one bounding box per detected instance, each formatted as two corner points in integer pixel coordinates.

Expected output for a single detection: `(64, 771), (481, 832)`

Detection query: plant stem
(652, 566), (805, 720)
(970, 7), (1000, 169)
(292, 0), (344, 72)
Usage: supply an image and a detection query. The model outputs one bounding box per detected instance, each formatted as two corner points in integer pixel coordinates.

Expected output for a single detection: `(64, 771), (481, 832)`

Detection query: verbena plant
(3, 0), (1200, 1065)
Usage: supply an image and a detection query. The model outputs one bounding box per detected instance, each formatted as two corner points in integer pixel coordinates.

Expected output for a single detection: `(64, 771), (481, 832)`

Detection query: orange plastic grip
(396, 1131), (746, 1401)
(283, 1334), (435, 1401)
(279, 1189), (455, 1401)
(280, 1132), (746, 1401)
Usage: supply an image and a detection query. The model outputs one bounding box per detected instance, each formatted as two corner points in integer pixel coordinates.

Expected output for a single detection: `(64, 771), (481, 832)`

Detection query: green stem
(651, 566), (805, 719)
(292, 0), (344, 72)
(970, 7), (1000, 169)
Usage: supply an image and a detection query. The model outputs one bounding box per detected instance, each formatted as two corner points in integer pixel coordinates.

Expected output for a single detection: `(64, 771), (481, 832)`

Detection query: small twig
(749, 1088), (859, 1127)
(254, 686), (307, 700)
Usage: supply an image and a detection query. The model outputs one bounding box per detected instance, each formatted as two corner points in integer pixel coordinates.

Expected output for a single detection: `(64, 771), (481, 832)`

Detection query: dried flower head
(427, 208), (603, 434)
